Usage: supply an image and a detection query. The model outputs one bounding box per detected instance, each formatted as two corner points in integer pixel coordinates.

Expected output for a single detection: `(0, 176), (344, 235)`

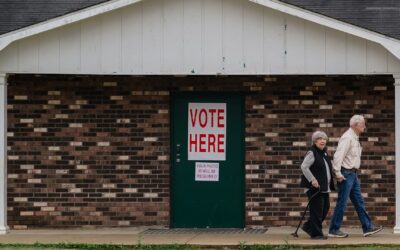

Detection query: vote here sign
(188, 103), (226, 161)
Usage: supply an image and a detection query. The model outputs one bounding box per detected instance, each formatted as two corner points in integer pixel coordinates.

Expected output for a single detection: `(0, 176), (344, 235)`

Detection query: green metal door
(171, 92), (244, 228)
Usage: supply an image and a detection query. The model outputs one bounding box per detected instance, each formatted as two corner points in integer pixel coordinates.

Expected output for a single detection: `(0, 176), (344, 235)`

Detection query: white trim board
(1, 0), (400, 60)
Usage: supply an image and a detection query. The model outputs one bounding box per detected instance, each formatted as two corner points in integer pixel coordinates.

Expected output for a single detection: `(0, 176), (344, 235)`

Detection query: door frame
(169, 91), (246, 228)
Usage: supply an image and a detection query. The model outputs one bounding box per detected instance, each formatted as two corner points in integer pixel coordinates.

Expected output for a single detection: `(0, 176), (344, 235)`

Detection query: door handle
(176, 144), (181, 163)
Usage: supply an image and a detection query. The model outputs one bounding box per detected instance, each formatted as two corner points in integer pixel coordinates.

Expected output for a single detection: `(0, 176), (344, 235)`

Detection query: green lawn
(0, 244), (399, 250)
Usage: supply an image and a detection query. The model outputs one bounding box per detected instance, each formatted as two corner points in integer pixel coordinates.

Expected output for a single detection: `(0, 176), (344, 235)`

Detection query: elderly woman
(300, 131), (335, 240)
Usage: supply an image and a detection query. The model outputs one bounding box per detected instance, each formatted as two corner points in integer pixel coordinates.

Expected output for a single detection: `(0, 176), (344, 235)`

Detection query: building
(0, 0), (400, 232)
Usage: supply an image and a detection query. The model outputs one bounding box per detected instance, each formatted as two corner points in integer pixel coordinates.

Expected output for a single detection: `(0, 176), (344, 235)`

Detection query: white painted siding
(0, 42), (18, 72)
(142, 0), (162, 73)
(183, 0), (202, 73)
(367, 41), (388, 73)
(18, 36), (40, 72)
(263, 7), (285, 73)
(326, 28), (346, 73)
(203, 0), (223, 73)
(0, 0), (399, 75)
(38, 29), (59, 73)
(304, 22), (325, 73)
(243, 1), (264, 74)
(121, 3), (143, 73)
(163, 0), (184, 73)
(346, 35), (367, 73)
(81, 17), (101, 73)
(286, 14), (305, 73)
(222, 0), (244, 73)
(59, 24), (81, 72)
(101, 10), (122, 73)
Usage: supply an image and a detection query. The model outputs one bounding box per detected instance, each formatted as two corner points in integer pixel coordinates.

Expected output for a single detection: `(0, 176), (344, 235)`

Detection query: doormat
(141, 228), (267, 234)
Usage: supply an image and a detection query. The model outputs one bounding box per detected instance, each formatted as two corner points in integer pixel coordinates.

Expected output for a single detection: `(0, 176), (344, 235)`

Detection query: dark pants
(303, 190), (330, 237)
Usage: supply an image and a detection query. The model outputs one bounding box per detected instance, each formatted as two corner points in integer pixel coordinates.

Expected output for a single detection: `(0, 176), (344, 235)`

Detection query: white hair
(349, 115), (365, 127)
(311, 131), (328, 143)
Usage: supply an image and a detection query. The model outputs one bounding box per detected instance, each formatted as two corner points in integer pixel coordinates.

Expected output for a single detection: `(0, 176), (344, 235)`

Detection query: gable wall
(1, 0), (400, 75)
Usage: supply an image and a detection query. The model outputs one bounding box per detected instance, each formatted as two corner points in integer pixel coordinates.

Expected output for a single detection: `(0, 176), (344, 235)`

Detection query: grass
(0, 244), (399, 250)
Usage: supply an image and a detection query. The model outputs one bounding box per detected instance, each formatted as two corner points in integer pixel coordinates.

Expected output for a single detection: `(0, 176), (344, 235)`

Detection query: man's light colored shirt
(332, 128), (362, 178)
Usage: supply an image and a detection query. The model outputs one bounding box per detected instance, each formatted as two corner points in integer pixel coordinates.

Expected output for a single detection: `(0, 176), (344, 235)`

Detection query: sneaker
(363, 225), (383, 237)
(311, 235), (328, 240)
(328, 230), (349, 238)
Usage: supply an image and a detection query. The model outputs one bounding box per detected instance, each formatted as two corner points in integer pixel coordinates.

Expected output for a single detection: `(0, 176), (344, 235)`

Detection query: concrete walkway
(0, 227), (397, 247)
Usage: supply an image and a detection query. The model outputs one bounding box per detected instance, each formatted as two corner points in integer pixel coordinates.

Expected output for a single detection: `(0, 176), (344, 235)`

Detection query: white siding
(142, 0), (162, 73)
(222, 0), (244, 73)
(59, 24), (81, 73)
(389, 53), (400, 73)
(0, 42), (18, 72)
(263, 8), (285, 73)
(326, 28), (346, 74)
(38, 29), (60, 73)
(81, 17), (101, 73)
(18, 36), (40, 72)
(243, 1), (264, 74)
(203, 0), (223, 73)
(367, 41), (388, 73)
(183, 0), (202, 73)
(163, 0), (184, 73)
(0, 0), (399, 74)
(304, 21), (325, 74)
(101, 10), (122, 73)
(286, 15), (305, 73)
(121, 3), (143, 74)
(346, 35), (367, 73)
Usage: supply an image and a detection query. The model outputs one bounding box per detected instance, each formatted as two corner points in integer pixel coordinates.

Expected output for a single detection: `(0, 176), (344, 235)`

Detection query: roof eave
(0, 0), (143, 51)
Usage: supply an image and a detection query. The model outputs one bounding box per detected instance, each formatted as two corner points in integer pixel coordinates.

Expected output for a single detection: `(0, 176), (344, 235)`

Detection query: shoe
(363, 225), (383, 237)
(311, 235), (328, 240)
(301, 225), (312, 237)
(328, 230), (349, 238)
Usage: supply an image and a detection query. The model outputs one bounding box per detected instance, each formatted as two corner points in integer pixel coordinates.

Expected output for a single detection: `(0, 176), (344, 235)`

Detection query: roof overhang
(0, 0), (143, 51)
(1, 0), (400, 60)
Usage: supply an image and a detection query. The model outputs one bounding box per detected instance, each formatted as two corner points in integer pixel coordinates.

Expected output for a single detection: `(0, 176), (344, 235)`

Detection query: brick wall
(245, 75), (395, 228)
(7, 74), (394, 229)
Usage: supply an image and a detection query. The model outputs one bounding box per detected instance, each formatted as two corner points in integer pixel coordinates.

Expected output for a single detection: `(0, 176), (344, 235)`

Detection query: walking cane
(291, 188), (321, 238)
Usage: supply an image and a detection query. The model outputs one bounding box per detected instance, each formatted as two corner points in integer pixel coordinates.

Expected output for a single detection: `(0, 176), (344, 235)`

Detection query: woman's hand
(337, 175), (346, 183)
(311, 179), (320, 188)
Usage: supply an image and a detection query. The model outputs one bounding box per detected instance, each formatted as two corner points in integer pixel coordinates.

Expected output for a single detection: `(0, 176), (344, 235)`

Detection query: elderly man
(328, 115), (382, 238)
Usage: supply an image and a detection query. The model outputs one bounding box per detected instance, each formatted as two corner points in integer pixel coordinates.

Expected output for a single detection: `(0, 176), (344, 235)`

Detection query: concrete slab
(0, 227), (397, 247)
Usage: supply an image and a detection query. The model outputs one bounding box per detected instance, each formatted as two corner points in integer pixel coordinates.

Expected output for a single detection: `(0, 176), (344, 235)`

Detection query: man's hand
(337, 175), (346, 183)
(311, 179), (320, 188)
